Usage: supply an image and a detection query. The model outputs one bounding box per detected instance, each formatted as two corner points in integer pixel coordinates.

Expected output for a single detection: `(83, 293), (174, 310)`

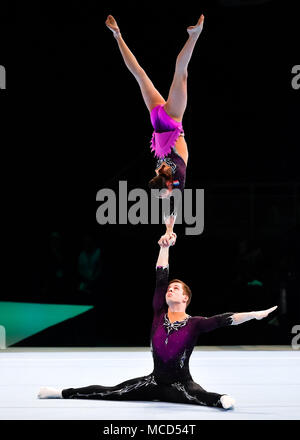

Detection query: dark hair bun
(148, 174), (168, 190)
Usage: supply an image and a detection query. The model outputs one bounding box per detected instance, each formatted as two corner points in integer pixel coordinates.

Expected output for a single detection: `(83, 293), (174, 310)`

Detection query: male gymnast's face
(166, 282), (188, 307)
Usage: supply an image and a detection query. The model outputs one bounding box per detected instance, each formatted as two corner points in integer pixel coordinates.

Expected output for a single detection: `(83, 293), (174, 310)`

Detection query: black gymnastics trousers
(62, 373), (225, 408)
(62, 267), (233, 408)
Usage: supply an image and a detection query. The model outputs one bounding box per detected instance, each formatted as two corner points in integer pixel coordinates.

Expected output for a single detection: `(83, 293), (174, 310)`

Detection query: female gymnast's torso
(171, 136), (188, 166)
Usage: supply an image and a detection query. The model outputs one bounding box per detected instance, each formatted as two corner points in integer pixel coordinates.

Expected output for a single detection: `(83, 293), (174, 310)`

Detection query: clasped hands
(158, 232), (177, 248)
(158, 214), (177, 248)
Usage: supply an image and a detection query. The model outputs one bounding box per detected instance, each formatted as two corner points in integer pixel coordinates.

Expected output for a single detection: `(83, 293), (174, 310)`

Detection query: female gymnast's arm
(159, 214), (177, 247)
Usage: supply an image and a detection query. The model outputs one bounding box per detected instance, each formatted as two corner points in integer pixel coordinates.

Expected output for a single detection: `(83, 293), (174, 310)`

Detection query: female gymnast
(105, 14), (205, 197)
(38, 218), (277, 410)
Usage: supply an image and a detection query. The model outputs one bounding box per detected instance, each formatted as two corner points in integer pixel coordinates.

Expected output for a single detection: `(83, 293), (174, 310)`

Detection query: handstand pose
(38, 219), (277, 409)
(105, 14), (205, 197)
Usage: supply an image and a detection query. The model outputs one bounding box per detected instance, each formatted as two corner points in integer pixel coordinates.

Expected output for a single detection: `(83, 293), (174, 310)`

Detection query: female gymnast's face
(155, 163), (172, 178)
(166, 282), (187, 305)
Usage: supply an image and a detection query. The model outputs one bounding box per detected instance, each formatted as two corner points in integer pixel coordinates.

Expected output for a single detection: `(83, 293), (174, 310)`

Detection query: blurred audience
(77, 233), (102, 296)
(233, 238), (265, 287)
(41, 232), (72, 298)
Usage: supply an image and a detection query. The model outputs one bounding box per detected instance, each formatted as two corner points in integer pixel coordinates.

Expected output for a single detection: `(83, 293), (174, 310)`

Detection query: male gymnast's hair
(169, 279), (192, 307)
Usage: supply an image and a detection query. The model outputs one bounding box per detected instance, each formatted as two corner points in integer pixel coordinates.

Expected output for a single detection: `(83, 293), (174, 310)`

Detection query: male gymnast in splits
(105, 14), (205, 196)
(38, 218), (277, 409)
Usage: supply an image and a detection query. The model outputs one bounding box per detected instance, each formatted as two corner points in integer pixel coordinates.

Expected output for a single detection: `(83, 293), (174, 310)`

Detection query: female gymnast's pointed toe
(220, 395), (236, 410)
(38, 386), (63, 399)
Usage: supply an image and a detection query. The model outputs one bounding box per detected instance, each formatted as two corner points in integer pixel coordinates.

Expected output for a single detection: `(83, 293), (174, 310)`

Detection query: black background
(1, 0), (299, 347)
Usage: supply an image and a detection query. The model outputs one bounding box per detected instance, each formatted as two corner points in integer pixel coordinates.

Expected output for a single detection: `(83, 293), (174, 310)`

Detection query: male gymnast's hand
(252, 305), (278, 320)
(231, 305), (278, 326)
(158, 232), (177, 248)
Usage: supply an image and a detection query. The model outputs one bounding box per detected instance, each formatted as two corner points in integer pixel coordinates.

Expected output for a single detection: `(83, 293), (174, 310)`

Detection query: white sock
(38, 386), (63, 399)
(220, 394), (235, 410)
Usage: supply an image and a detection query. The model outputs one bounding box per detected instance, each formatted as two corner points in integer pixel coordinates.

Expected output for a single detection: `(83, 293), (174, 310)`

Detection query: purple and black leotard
(62, 267), (233, 408)
(150, 105), (187, 192)
(151, 266), (233, 386)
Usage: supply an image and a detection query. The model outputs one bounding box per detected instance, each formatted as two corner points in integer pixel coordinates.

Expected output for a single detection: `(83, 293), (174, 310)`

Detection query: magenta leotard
(150, 105), (184, 159)
(150, 105), (187, 191)
(151, 266), (233, 384)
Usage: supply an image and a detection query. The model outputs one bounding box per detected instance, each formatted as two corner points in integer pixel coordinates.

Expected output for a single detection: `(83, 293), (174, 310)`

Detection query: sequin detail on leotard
(151, 266), (234, 384)
(68, 374), (158, 399)
(163, 313), (190, 345)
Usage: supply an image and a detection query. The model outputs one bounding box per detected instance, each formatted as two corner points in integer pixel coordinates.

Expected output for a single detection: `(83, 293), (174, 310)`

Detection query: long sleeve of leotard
(195, 313), (234, 334)
(152, 265), (169, 315)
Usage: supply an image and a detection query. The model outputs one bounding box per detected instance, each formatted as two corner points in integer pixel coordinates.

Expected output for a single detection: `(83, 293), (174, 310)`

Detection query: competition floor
(1, 346), (299, 420)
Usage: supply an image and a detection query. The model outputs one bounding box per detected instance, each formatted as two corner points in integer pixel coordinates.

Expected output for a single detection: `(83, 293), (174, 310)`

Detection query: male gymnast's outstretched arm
(195, 306), (278, 334)
(231, 306), (278, 325)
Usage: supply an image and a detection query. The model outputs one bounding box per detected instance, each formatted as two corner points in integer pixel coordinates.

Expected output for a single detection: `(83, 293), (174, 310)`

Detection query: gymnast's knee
(174, 66), (188, 80)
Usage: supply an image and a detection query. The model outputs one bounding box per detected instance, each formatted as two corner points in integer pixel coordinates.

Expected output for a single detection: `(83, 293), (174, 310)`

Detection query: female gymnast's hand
(158, 232), (177, 248)
(252, 305), (278, 320)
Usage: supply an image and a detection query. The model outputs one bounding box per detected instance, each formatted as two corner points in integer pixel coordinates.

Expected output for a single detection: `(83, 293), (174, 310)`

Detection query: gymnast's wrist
(251, 311), (259, 320)
(113, 30), (121, 39)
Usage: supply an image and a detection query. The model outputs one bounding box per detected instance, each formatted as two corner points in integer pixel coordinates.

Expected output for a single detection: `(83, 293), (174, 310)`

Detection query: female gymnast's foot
(38, 386), (62, 399)
(187, 14), (205, 37)
(105, 15), (121, 38)
(220, 394), (236, 410)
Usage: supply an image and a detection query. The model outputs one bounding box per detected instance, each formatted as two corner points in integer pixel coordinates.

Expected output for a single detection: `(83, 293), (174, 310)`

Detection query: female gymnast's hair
(148, 165), (173, 190)
(169, 279), (192, 307)
(148, 174), (169, 190)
